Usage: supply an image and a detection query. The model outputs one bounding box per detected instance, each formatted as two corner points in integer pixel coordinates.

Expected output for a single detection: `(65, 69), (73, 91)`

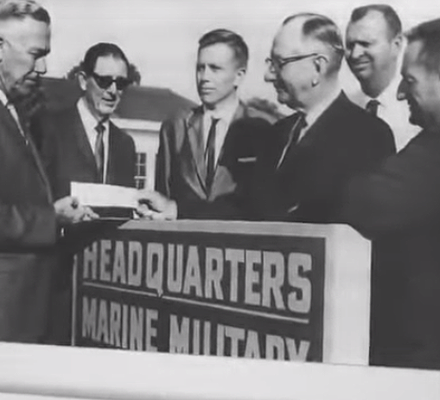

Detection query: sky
(39, 0), (440, 103)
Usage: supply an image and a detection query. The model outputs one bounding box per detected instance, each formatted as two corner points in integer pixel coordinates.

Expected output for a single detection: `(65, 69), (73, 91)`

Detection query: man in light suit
(42, 42), (136, 205)
(154, 29), (270, 220)
(0, 0), (94, 343)
(250, 13), (396, 222)
(345, 4), (418, 151)
(342, 18), (440, 370)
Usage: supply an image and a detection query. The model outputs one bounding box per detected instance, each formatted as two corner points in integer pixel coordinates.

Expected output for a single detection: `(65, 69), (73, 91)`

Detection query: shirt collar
(203, 96), (239, 125)
(77, 97), (109, 132)
(359, 63), (402, 109)
(0, 90), (8, 107)
(304, 86), (341, 129)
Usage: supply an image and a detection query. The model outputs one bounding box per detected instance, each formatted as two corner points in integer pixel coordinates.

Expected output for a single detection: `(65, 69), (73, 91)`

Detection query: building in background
(38, 77), (196, 189)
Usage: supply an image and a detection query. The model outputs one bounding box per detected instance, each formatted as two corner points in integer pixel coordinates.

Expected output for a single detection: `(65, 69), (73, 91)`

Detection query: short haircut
(283, 13), (345, 75)
(81, 42), (130, 76)
(349, 4), (402, 39)
(198, 29), (249, 69)
(406, 18), (440, 75)
(0, 0), (50, 23)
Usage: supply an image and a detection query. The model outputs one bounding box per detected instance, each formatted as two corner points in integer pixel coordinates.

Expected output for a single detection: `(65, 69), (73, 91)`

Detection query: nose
(35, 57), (47, 75)
(107, 81), (118, 94)
(198, 67), (212, 83)
(264, 63), (276, 83)
(397, 79), (407, 101)
(347, 43), (363, 60)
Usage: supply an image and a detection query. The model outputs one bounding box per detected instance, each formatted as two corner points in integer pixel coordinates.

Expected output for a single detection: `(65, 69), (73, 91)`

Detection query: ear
(311, 55), (327, 86)
(233, 66), (246, 89)
(392, 33), (403, 53)
(78, 71), (88, 92)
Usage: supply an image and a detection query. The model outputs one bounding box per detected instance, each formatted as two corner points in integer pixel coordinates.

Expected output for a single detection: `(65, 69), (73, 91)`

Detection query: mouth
(350, 60), (370, 71)
(199, 87), (215, 94)
(102, 97), (117, 106)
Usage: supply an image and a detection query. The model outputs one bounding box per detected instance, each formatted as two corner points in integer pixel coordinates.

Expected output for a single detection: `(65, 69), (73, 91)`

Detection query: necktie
(366, 99), (380, 116)
(277, 112), (306, 169)
(94, 122), (105, 183)
(205, 117), (220, 190)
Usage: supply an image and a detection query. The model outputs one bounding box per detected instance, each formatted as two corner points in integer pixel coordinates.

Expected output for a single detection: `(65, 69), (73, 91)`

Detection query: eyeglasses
(91, 72), (131, 90)
(265, 53), (320, 71)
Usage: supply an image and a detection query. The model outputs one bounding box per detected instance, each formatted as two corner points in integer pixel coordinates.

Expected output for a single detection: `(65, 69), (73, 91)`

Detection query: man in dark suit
(251, 13), (396, 222)
(40, 43), (137, 344)
(0, 0), (95, 343)
(42, 42), (136, 203)
(153, 29), (270, 220)
(342, 18), (440, 370)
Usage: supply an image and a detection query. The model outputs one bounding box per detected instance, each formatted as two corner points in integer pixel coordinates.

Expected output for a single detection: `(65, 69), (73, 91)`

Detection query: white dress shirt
(77, 98), (110, 182)
(202, 97), (239, 165)
(348, 73), (419, 152)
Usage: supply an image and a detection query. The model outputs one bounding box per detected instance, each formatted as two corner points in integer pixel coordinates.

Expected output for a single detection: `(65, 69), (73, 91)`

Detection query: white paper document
(71, 182), (138, 209)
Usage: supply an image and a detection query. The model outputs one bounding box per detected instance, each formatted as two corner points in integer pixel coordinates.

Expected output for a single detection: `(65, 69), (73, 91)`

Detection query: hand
(136, 190), (178, 221)
(54, 196), (99, 225)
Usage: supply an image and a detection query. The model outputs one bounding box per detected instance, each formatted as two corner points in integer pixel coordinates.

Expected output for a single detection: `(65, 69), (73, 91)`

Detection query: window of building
(135, 152), (147, 189)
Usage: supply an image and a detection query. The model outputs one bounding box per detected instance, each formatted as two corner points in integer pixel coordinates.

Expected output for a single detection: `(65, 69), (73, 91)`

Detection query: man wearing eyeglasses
(40, 42), (136, 344)
(42, 42), (136, 206)
(250, 13), (396, 222)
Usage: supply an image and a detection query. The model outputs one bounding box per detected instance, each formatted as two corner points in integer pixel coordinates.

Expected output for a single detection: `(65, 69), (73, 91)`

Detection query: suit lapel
(73, 107), (99, 178)
(185, 107), (207, 192)
(0, 103), (53, 202)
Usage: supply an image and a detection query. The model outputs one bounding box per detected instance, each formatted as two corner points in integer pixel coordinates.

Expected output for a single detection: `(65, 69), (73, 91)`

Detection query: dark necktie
(205, 117), (220, 190)
(94, 122), (105, 183)
(277, 112), (306, 169)
(366, 99), (380, 116)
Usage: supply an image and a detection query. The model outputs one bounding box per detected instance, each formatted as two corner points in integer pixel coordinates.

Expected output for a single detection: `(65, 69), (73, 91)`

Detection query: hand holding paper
(71, 182), (138, 209)
(136, 189), (178, 220)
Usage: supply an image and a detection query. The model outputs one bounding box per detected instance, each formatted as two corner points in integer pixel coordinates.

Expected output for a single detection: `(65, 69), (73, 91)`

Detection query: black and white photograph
(0, 0), (439, 399)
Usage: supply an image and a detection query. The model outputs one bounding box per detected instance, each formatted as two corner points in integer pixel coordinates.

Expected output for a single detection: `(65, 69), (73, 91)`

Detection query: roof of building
(40, 77), (197, 122)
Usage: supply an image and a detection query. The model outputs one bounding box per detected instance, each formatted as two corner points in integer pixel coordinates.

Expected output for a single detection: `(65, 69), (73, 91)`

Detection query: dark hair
(283, 13), (345, 75)
(349, 4), (402, 39)
(81, 42), (129, 76)
(406, 18), (440, 75)
(198, 29), (248, 69)
(0, 0), (50, 23)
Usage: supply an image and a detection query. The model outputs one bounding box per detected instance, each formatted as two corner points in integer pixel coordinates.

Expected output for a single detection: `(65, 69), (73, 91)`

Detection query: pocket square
(287, 203), (300, 213)
(238, 157), (257, 163)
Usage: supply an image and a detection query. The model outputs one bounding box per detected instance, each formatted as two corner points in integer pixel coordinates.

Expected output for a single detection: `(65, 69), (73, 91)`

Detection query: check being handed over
(71, 182), (138, 209)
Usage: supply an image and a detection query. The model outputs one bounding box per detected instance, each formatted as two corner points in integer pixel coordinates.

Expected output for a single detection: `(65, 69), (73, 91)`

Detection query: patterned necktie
(94, 122), (105, 183)
(366, 99), (380, 116)
(277, 112), (306, 169)
(205, 117), (220, 190)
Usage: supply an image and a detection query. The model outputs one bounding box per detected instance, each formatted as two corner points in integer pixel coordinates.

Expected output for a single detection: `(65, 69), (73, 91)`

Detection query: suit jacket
(41, 105), (136, 200)
(0, 101), (57, 342)
(251, 92), (396, 222)
(156, 103), (270, 219)
(342, 128), (440, 370)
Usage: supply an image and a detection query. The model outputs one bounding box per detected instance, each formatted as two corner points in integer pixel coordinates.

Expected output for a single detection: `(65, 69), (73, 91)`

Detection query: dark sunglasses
(91, 72), (131, 90)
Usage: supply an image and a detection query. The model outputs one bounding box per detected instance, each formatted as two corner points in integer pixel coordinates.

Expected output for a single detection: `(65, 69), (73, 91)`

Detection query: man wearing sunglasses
(40, 42), (136, 344)
(42, 42), (136, 206)
(250, 13), (396, 222)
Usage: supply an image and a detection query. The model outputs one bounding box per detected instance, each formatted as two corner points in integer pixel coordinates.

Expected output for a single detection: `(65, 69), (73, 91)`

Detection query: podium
(72, 220), (371, 365)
